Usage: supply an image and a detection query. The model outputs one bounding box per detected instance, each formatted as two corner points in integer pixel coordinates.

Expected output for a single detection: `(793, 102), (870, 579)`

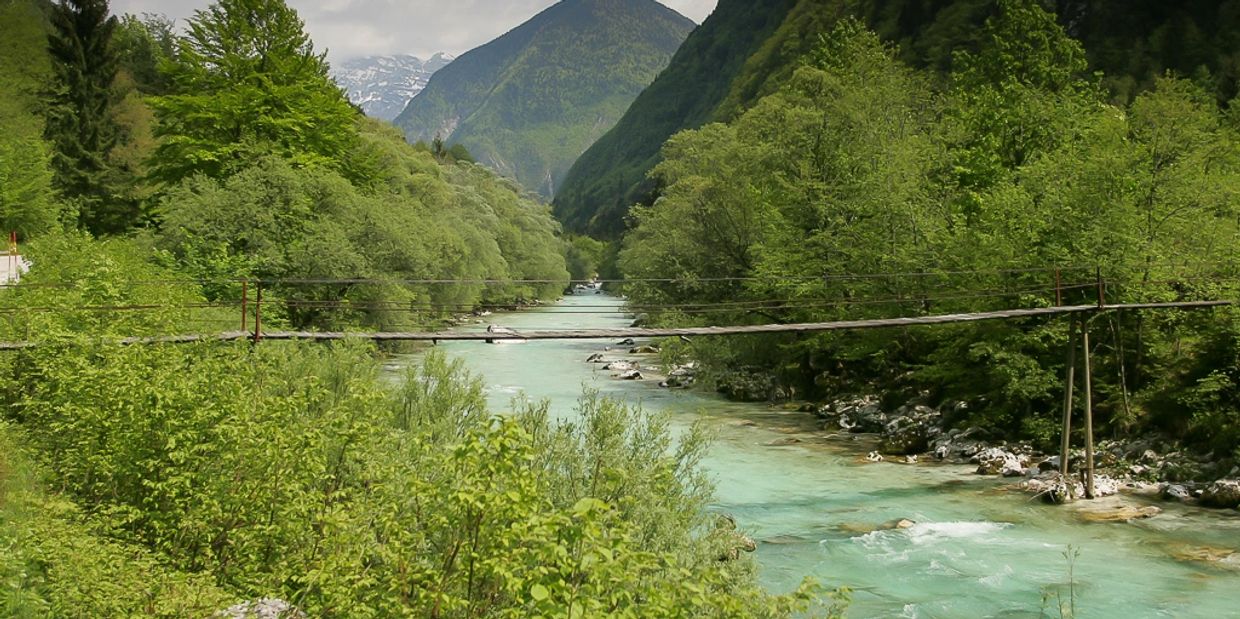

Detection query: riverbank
(586, 340), (1240, 512)
(403, 293), (1240, 616)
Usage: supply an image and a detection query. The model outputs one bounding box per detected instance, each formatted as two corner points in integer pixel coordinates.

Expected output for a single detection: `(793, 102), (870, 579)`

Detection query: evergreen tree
(44, 0), (126, 233)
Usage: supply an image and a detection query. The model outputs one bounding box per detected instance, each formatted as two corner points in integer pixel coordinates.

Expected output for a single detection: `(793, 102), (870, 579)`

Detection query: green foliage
(620, 14), (1240, 444)
(154, 124), (569, 330)
(0, 328), (833, 616)
(0, 421), (233, 617)
(564, 234), (607, 280)
(112, 12), (176, 95)
(0, 231), (229, 341)
(0, 135), (61, 236)
(44, 0), (138, 233)
(0, 0), (63, 237)
(560, 0), (1240, 237)
(395, 0), (694, 200)
(150, 0), (358, 185)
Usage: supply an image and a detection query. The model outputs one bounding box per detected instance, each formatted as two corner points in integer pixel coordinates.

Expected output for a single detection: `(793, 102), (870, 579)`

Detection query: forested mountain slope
(552, 0), (800, 236)
(555, 0), (1240, 237)
(393, 0), (694, 199)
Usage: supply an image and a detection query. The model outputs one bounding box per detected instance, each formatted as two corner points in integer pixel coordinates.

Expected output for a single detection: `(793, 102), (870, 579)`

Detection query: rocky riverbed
(586, 344), (1240, 516)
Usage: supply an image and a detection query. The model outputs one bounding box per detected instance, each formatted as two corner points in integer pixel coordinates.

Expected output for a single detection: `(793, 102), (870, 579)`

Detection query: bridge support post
(241, 280), (248, 332)
(1059, 318), (1077, 500)
(254, 282), (263, 343)
(1082, 318), (1096, 499)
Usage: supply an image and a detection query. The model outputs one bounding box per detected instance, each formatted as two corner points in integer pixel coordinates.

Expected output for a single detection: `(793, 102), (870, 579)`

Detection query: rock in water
(1161, 483), (1193, 503)
(1201, 479), (1240, 509)
(1077, 504), (1163, 523)
(585, 353), (605, 363)
(629, 345), (661, 354)
(973, 447), (1029, 476)
(617, 369), (644, 380)
(878, 518), (917, 530)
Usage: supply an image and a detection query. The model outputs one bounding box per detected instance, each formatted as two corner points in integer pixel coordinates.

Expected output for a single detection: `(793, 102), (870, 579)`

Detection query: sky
(109, 0), (718, 62)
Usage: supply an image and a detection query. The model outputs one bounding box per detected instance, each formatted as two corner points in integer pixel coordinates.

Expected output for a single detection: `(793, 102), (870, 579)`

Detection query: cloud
(109, 0), (718, 62)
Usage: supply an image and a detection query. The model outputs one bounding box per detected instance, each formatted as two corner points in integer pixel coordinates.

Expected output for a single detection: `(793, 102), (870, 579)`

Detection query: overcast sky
(109, 0), (717, 62)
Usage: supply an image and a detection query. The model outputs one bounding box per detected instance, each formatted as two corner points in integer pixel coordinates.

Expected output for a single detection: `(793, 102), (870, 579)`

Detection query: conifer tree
(44, 0), (125, 233)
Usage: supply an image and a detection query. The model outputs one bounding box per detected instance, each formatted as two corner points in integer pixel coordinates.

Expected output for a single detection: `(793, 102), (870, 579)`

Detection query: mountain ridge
(554, 0), (1240, 238)
(394, 0), (695, 199)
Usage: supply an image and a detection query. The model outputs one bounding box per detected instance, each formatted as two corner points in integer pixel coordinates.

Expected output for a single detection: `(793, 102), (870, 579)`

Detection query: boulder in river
(1076, 504), (1163, 523)
(617, 369), (644, 381)
(973, 447), (1029, 477)
(1160, 483), (1194, 503)
(1200, 479), (1240, 509)
(603, 360), (636, 372)
(629, 345), (661, 354)
(880, 407), (941, 455)
(615, 338), (635, 346)
(586, 353), (606, 363)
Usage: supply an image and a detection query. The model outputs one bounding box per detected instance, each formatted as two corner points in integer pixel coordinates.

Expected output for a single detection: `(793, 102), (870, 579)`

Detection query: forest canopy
(621, 2), (1240, 456)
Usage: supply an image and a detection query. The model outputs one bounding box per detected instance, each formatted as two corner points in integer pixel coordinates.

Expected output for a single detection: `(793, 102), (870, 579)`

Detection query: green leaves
(150, 0), (357, 185)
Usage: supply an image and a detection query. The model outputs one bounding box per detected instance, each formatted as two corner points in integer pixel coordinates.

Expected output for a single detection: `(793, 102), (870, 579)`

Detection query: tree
(112, 13), (176, 95)
(44, 0), (129, 233)
(150, 0), (358, 184)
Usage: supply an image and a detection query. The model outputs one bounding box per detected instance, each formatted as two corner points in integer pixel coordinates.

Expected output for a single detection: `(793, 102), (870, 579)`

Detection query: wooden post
(1055, 269), (1063, 306)
(254, 282), (263, 343)
(1082, 319), (1096, 499)
(241, 280), (248, 332)
(1059, 318), (1077, 499)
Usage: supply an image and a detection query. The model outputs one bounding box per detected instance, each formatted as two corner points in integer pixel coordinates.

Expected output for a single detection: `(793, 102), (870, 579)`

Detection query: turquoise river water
(388, 294), (1240, 618)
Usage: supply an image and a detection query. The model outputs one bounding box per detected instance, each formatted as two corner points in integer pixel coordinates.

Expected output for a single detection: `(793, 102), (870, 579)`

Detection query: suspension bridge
(1, 267), (1235, 502)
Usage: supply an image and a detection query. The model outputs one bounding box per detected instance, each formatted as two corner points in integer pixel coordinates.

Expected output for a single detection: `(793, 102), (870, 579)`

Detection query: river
(388, 294), (1240, 618)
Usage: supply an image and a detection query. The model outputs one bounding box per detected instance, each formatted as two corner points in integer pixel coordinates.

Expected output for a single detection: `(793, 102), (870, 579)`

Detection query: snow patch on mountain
(331, 53), (454, 121)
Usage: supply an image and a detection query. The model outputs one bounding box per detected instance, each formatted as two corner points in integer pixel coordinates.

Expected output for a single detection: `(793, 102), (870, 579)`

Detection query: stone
(603, 360), (636, 372)
(878, 518), (917, 531)
(617, 369), (644, 381)
(865, 451), (884, 463)
(214, 599), (305, 619)
(1022, 473), (1080, 504)
(586, 353), (606, 363)
(904, 455), (918, 464)
(1200, 479), (1240, 509)
(615, 338), (635, 346)
(1168, 544), (1240, 569)
(629, 345), (661, 354)
(974, 447), (1029, 476)
(880, 406), (941, 455)
(1077, 504), (1163, 523)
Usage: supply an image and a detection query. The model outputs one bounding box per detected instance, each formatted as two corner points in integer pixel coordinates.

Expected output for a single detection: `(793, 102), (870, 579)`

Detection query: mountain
(553, 0), (801, 237)
(331, 53), (453, 121)
(554, 0), (1240, 238)
(393, 0), (695, 199)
